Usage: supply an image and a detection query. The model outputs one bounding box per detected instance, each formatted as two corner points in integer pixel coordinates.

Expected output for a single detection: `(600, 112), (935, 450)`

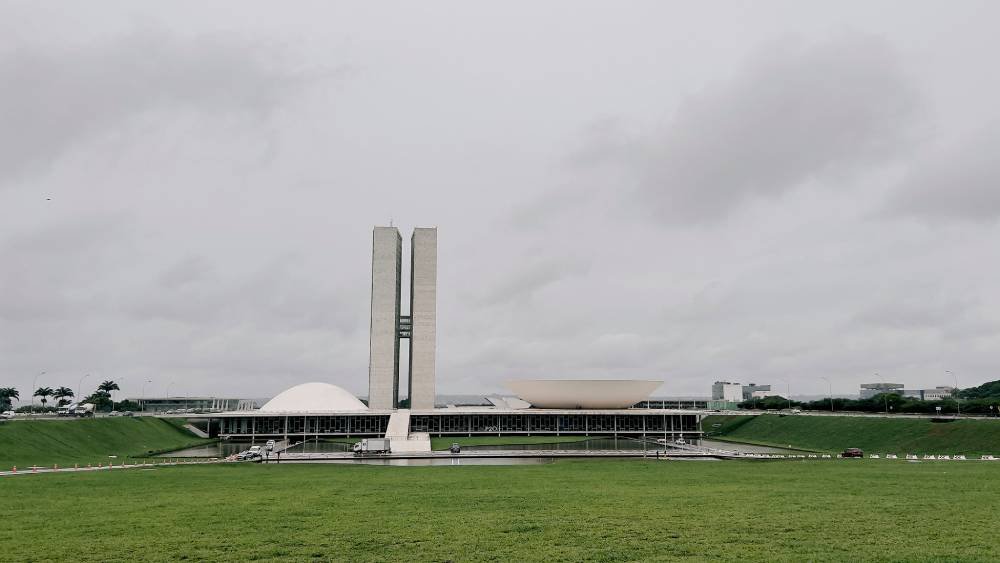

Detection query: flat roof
(211, 408), (705, 417)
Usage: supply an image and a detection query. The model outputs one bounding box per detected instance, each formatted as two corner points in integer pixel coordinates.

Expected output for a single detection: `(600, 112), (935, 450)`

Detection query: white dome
(260, 382), (368, 412)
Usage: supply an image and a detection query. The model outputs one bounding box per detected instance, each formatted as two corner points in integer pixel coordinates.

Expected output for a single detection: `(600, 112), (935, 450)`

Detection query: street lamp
(820, 377), (834, 412)
(946, 370), (960, 417)
(78, 374), (90, 404)
(31, 370), (46, 416)
(112, 377), (125, 413)
(141, 380), (152, 413)
(875, 372), (889, 416)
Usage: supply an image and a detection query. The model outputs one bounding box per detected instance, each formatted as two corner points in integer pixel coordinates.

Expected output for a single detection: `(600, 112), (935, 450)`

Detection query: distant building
(712, 381), (744, 403)
(743, 383), (773, 401)
(859, 383), (904, 399)
(128, 397), (257, 413)
(922, 386), (956, 401)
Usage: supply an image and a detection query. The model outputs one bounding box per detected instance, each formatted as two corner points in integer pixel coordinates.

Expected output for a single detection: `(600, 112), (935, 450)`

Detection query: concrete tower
(367, 225), (437, 410)
(368, 226), (402, 409)
(408, 227), (437, 410)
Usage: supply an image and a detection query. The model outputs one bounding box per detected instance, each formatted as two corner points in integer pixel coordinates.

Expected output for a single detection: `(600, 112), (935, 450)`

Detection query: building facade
(368, 226), (403, 409)
(742, 384), (773, 401)
(860, 383), (904, 399)
(408, 228), (437, 410)
(712, 382), (744, 402)
(367, 225), (438, 410)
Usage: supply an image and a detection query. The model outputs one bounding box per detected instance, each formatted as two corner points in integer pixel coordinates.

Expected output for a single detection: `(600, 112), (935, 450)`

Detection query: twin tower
(368, 226), (437, 410)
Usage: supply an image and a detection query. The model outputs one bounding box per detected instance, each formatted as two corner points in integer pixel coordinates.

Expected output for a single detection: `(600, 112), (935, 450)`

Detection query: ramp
(183, 423), (209, 438)
(385, 410), (411, 440)
(384, 410), (431, 452)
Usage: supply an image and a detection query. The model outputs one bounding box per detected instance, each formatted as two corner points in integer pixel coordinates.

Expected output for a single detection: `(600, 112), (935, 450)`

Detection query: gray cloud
(631, 33), (921, 223)
(479, 256), (590, 306)
(3, 3), (1000, 400)
(887, 124), (1000, 221)
(0, 29), (306, 185)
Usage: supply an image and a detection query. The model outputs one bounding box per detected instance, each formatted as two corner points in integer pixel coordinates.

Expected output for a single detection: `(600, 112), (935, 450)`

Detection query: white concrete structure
(505, 379), (662, 409)
(408, 227), (437, 410)
(384, 409), (431, 452)
(712, 381), (743, 402)
(369, 227), (402, 409)
(260, 382), (368, 412)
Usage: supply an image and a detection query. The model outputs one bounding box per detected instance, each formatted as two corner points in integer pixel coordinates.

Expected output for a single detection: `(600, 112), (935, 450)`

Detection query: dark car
(842, 448), (864, 458)
(449, 443), (461, 454)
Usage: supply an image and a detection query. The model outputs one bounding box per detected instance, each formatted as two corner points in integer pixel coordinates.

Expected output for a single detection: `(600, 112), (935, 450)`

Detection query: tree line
(740, 381), (1000, 415)
(0, 380), (137, 413)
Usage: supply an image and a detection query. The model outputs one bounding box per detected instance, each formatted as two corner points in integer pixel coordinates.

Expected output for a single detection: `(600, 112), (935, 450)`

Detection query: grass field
(0, 417), (211, 469)
(5, 460), (1000, 562)
(703, 414), (1000, 455)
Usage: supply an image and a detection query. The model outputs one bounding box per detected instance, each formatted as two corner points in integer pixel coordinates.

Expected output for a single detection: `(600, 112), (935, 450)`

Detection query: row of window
(219, 414), (698, 435)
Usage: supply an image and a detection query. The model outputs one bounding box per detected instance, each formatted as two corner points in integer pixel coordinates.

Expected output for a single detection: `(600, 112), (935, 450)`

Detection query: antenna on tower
(389, 217), (394, 227)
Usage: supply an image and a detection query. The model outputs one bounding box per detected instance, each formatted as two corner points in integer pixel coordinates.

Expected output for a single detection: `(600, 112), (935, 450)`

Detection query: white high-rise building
(367, 225), (438, 410)
(368, 227), (402, 409)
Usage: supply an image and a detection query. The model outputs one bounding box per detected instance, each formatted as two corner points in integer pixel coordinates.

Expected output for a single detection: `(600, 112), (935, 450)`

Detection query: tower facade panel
(368, 226), (401, 409)
(408, 227), (437, 409)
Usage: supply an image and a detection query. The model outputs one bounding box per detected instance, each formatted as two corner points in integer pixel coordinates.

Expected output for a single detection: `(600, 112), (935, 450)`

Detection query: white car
(0, 411), (16, 420)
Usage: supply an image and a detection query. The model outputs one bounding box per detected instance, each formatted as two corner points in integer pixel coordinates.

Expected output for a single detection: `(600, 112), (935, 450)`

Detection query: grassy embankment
(703, 414), (1000, 455)
(5, 460), (1000, 561)
(0, 417), (212, 469)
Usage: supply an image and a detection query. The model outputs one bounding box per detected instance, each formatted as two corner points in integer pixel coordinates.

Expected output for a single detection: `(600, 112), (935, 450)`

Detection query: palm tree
(0, 387), (18, 410)
(34, 387), (54, 409)
(97, 380), (121, 411)
(54, 387), (75, 407)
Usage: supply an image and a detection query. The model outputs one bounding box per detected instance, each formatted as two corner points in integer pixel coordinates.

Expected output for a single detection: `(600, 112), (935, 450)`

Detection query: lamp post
(31, 370), (46, 416)
(877, 373), (889, 416)
(820, 377), (833, 412)
(946, 370), (960, 417)
(77, 374), (90, 404)
(112, 377), (124, 413)
(141, 380), (152, 414)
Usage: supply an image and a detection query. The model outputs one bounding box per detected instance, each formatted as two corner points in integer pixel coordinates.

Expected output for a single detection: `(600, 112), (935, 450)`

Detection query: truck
(352, 438), (391, 455)
(58, 403), (95, 418)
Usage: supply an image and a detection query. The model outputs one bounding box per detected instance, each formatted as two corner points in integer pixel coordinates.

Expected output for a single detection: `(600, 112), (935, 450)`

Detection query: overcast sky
(2, 1), (999, 402)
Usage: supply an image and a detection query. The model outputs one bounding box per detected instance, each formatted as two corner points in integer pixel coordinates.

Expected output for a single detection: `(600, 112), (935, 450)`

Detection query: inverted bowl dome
(505, 379), (662, 409)
(260, 382), (368, 412)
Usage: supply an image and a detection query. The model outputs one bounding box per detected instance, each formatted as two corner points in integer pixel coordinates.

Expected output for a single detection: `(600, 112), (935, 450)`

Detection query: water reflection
(310, 457), (554, 466)
(462, 437), (651, 451)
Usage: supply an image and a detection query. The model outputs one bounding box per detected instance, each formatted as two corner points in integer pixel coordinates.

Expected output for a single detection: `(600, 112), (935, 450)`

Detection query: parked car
(449, 443), (461, 454)
(1, 411), (16, 420)
(841, 448), (864, 458)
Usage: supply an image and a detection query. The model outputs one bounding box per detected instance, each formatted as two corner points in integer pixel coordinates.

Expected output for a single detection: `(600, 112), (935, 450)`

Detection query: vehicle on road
(265, 440), (276, 452)
(57, 403), (95, 418)
(841, 448), (864, 458)
(449, 443), (461, 454)
(1, 411), (16, 420)
(353, 438), (391, 455)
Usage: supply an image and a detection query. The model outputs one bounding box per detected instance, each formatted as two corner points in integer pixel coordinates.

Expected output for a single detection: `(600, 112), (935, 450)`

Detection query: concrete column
(368, 227), (402, 409)
(408, 227), (437, 410)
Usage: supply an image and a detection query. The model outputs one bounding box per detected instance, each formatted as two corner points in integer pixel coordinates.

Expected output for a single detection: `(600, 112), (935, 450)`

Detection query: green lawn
(0, 417), (212, 469)
(703, 414), (1000, 455)
(4, 460), (1000, 561)
(430, 435), (593, 450)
